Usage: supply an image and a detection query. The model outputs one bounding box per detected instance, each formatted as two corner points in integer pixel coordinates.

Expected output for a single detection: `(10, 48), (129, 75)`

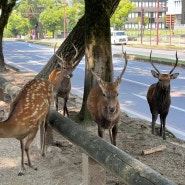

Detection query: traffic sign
(166, 14), (175, 26)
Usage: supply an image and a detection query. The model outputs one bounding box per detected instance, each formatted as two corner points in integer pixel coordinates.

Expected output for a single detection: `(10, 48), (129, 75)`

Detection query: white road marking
(133, 93), (185, 113)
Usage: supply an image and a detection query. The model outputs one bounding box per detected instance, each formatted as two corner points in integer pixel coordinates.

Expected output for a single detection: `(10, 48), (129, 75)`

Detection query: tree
(134, 15), (149, 35)
(110, 0), (135, 30)
(6, 10), (30, 37)
(39, 1), (84, 38)
(17, 0), (46, 39)
(0, 0), (17, 71)
(78, 0), (113, 123)
(39, 6), (61, 38)
(36, 0), (121, 123)
(36, 0), (120, 79)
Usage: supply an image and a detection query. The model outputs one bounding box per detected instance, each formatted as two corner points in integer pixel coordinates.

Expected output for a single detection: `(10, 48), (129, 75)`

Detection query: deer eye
(117, 93), (119, 96)
(103, 93), (106, 97)
(63, 67), (66, 70)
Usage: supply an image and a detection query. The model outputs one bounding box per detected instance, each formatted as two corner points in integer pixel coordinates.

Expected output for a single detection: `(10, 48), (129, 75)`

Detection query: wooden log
(0, 77), (21, 100)
(141, 145), (167, 156)
(48, 110), (177, 185)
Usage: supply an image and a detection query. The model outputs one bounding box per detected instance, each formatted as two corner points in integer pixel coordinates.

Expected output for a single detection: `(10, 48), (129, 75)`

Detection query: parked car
(111, 31), (128, 45)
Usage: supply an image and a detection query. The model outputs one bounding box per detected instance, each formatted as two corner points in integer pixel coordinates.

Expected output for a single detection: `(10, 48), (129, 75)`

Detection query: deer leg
(55, 96), (59, 111)
(151, 113), (158, 135)
(53, 94), (58, 111)
(160, 114), (167, 140)
(25, 131), (38, 171)
(18, 139), (26, 176)
(63, 97), (69, 117)
(41, 119), (48, 157)
(109, 129), (113, 144)
(98, 125), (104, 138)
(112, 125), (118, 146)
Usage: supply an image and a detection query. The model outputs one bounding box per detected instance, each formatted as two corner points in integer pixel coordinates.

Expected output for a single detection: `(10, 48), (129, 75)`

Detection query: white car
(111, 31), (128, 45)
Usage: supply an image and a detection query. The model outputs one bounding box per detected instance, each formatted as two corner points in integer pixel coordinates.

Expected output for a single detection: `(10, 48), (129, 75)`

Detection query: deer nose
(109, 107), (116, 114)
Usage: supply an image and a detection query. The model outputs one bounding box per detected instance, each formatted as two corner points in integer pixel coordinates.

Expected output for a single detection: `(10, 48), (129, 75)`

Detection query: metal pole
(156, 0), (159, 45)
(170, 14), (172, 45)
(150, 15), (152, 45)
(63, 0), (66, 39)
(140, 0), (143, 44)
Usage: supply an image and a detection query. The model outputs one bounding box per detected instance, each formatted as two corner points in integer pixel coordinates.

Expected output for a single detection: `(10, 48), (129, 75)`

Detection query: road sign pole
(170, 14), (172, 45)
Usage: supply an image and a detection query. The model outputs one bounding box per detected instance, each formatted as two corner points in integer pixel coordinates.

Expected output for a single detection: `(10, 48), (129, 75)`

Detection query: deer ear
(151, 70), (159, 78)
(170, 73), (179, 79)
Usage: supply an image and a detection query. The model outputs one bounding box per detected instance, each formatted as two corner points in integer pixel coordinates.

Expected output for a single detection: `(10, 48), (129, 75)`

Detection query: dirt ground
(0, 68), (185, 185)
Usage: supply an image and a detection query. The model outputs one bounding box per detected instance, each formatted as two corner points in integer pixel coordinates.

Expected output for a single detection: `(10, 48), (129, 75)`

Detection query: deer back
(0, 79), (53, 138)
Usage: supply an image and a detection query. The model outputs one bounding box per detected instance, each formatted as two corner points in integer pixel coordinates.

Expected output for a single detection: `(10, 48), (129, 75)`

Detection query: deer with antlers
(147, 51), (179, 140)
(0, 79), (53, 175)
(48, 44), (78, 116)
(87, 53), (128, 146)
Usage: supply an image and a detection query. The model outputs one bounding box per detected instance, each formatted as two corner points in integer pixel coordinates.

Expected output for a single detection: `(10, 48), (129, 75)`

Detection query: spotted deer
(147, 51), (179, 140)
(87, 53), (128, 146)
(48, 43), (78, 116)
(0, 79), (53, 175)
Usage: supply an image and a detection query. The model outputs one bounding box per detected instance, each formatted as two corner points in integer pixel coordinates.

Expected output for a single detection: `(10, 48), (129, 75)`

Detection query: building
(167, 0), (184, 27)
(125, 0), (168, 30)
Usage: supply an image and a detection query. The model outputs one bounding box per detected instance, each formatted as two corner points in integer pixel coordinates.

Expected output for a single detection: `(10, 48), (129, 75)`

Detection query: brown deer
(147, 51), (179, 140)
(48, 43), (78, 116)
(0, 78), (53, 176)
(87, 53), (128, 146)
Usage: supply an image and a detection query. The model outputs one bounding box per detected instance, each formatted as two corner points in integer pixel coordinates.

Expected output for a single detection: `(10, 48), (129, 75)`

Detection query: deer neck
(0, 119), (15, 138)
(155, 83), (170, 102)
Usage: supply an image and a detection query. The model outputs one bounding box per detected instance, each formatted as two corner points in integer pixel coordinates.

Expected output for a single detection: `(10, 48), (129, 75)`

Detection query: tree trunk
(77, 0), (113, 123)
(35, 0), (120, 79)
(0, 29), (6, 72)
(0, 0), (17, 72)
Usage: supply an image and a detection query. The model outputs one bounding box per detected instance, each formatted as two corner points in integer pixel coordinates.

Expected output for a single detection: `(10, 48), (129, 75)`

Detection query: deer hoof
(18, 171), (24, 176)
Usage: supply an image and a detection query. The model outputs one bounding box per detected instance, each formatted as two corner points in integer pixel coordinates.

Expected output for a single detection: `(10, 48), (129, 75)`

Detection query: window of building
(159, 12), (162, 18)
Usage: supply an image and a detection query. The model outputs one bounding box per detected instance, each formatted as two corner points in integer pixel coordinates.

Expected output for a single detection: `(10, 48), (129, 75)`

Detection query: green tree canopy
(6, 10), (30, 37)
(110, 0), (136, 29)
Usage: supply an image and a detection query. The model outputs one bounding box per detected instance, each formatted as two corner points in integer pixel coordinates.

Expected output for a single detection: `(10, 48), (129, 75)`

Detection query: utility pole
(140, 0), (143, 44)
(156, 0), (159, 45)
(63, 0), (66, 39)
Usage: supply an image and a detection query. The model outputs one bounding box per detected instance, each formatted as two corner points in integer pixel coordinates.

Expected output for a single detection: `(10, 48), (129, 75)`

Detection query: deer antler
(115, 52), (128, 84)
(150, 50), (160, 74)
(169, 51), (178, 74)
(72, 43), (79, 69)
(54, 43), (64, 62)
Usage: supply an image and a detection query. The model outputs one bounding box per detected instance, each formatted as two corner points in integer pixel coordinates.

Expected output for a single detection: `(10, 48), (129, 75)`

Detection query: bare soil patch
(0, 68), (185, 185)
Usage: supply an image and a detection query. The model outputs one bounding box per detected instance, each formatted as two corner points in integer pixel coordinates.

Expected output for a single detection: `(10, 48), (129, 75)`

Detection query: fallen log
(141, 145), (167, 155)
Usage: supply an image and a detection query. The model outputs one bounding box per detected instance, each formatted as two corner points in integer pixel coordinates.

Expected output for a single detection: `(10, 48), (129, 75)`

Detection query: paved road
(3, 40), (185, 140)
(112, 44), (185, 61)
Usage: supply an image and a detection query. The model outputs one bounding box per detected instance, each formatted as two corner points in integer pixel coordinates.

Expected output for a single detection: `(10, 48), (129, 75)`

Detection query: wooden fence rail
(48, 110), (177, 185)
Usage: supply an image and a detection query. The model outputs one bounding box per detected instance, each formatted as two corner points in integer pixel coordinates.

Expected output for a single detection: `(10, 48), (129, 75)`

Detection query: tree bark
(0, 0), (17, 72)
(77, 0), (113, 123)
